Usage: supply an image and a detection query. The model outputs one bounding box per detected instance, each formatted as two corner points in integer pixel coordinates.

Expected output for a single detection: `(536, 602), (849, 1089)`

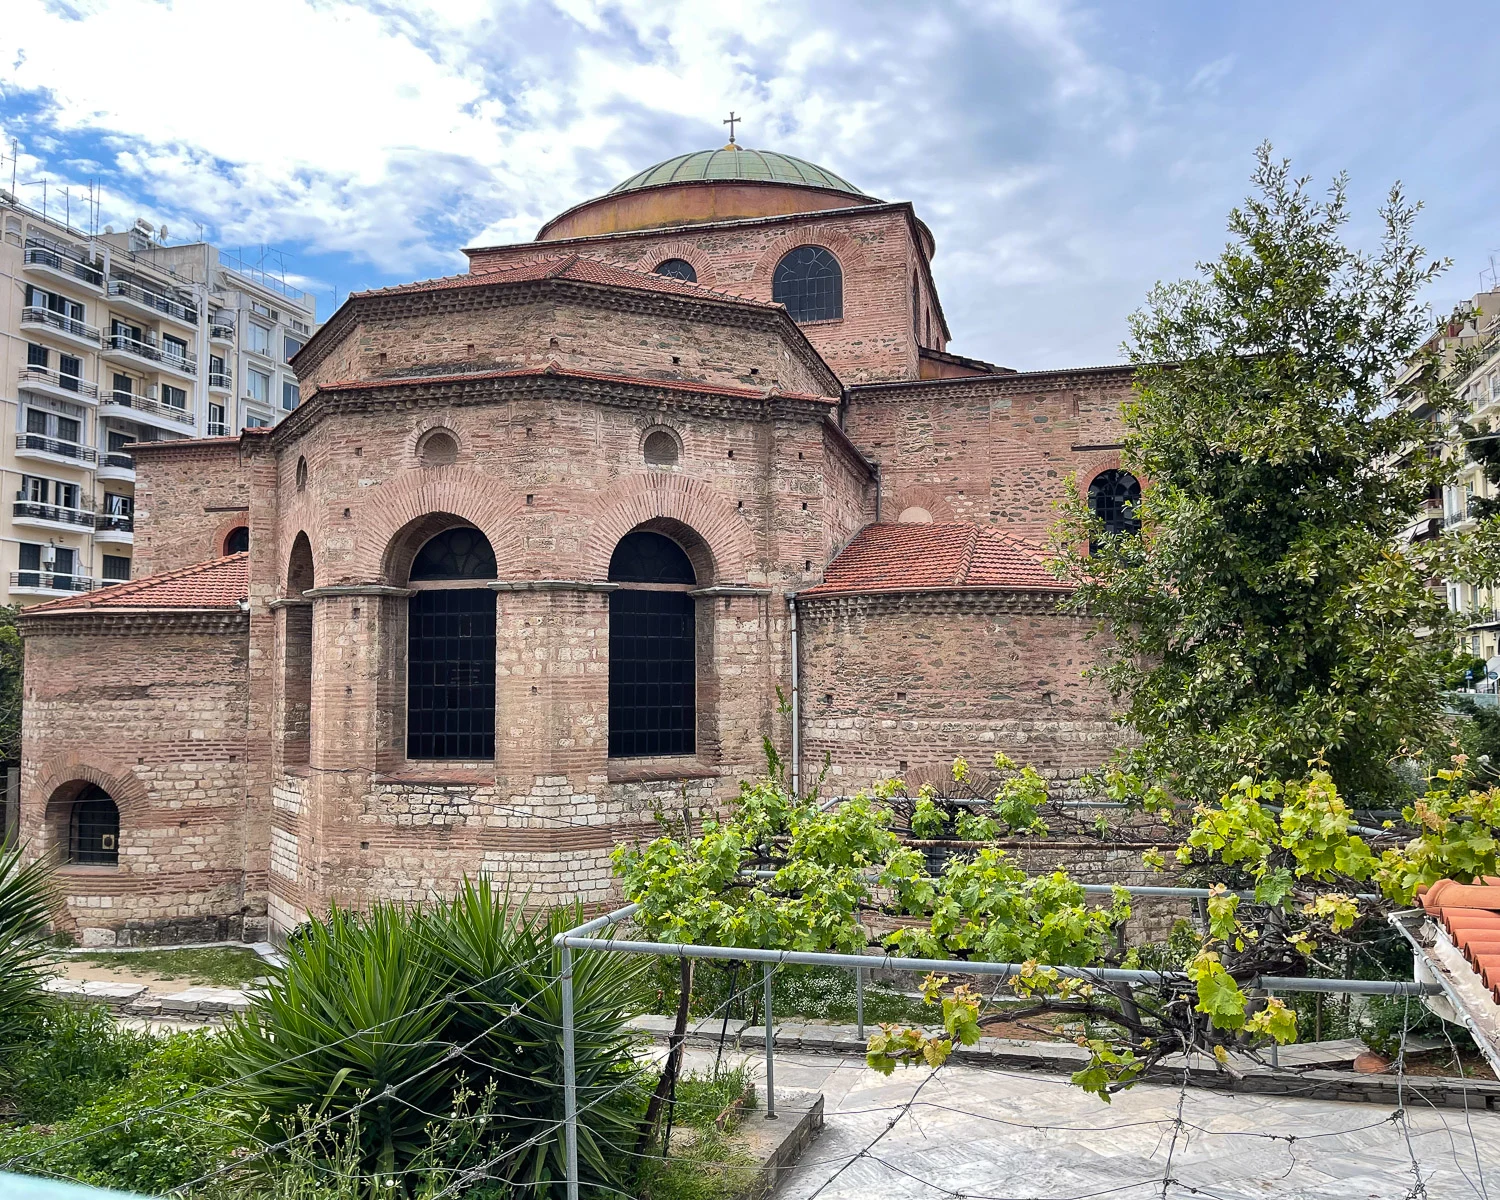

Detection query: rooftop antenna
(9, 138), (16, 199)
(723, 111), (740, 145)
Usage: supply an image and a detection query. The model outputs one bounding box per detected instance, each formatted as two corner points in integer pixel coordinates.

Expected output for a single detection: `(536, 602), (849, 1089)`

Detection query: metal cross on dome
(723, 111), (740, 143)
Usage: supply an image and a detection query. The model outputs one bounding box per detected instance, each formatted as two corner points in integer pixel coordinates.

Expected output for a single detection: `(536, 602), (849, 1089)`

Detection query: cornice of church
(18, 609), (250, 638)
(849, 364), (1137, 402)
(794, 587), (1076, 618)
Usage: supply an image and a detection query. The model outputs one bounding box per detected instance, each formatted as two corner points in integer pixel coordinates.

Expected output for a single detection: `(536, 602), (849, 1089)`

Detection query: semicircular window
(608, 530), (696, 584)
(654, 258), (697, 283)
(410, 526), (498, 581)
(772, 245), (843, 323)
(1087, 470), (1142, 538)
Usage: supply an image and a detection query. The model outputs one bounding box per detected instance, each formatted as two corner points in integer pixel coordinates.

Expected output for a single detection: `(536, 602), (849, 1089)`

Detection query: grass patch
(72, 946), (268, 988)
(638, 1066), (760, 1200)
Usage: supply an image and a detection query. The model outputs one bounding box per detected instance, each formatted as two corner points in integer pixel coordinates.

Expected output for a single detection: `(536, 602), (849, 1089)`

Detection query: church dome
(607, 147), (869, 199)
(536, 144), (881, 242)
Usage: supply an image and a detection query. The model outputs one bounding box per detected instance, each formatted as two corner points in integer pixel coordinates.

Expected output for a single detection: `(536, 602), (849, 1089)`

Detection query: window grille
(70, 789), (119, 865)
(411, 526), (497, 580)
(1087, 469), (1142, 547)
(608, 530), (697, 758)
(654, 258), (697, 283)
(772, 245), (843, 322)
(407, 588), (496, 760)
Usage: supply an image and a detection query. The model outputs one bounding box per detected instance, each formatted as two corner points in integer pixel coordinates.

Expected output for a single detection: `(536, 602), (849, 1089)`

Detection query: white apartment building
(0, 193), (315, 605)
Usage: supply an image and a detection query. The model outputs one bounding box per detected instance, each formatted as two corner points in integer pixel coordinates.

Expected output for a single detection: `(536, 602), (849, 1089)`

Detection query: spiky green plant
(0, 837), (58, 1065)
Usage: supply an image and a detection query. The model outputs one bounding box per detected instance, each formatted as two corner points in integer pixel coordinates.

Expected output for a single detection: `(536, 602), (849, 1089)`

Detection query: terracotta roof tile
(803, 523), (1066, 596)
(355, 252), (778, 310)
(1419, 878), (1500, 1000)
(25, 554), (249, 614)
(313, 363), (833, 405)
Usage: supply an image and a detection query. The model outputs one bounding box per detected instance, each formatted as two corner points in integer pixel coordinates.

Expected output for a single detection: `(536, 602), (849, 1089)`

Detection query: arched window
(407, 526), (497, 760)
(283, 533), (315, 766)
(654, 258), (697, 283)
(772, 245), (843, 322)
(643, 429), (680, 467)
(608, 531), (696, 758)
(418, 428), (459, 467)
(70, 787), (119, 865)
(224, 526), (250, 555)
(1088, 470), (1142, 545)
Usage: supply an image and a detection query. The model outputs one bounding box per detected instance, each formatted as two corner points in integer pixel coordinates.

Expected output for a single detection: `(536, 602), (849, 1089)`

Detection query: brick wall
(131, 440), (252, 576)
(18, 611), (254, 944)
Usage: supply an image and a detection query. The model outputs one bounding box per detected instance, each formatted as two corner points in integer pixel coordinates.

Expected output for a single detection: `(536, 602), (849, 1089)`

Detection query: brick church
(17, 139), (1139, 945)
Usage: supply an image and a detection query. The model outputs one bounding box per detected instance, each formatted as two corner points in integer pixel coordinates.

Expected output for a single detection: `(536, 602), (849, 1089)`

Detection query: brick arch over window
(628, 243), (715, 288)
(581, 474), (757, 584)
(211, 512), (251, 558)
(34, 761), (150, 861)
(749, 226), (865, 298)
(1077, 454), (1126, 500)
(890, 485), (955, 524)
(348, 471), (527, 584)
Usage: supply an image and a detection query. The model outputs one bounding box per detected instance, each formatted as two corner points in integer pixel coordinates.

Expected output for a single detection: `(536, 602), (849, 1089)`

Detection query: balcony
(101, 331), (197, 378)
(208, 370), (232, 392)
(20, 306), (101, 351)
(17, 366), (98, 405)
(14, 434), (98, 469)
(22, 243), (104, 291)
(10, 571), (96, 597)
(97, 451), (136, 483)
(95, 512), (134, 545)
(98, 389), (195, 433)
(209, 322), (235, 343)
(107, 277), (199, 327)
(13, 501), (95, 532)
(207, 422), (230, 437)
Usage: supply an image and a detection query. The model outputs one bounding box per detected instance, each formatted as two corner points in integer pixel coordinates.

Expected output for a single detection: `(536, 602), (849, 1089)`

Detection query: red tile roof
(1420, 879), (1500, 1000)
(25, 554), (249, 614)
(804, 523), (1067, 596)
(355, 252), (778, 310)
(313, 362), (833, 405)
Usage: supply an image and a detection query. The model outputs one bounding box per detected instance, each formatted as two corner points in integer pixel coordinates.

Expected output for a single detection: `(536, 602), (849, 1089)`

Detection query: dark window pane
(654, 258), (697, 283)
(70, 788), (119, 865)
(1087, 469), (1142, 553)
(407, 588), (496, 760)
(223, 527), (250, 555)
(772, 245), (843, 323)
(26, 343), (47, 368)
(609, 589), (695, 758)
(410, 526), (498, 581)
(607, 531), (695, 584)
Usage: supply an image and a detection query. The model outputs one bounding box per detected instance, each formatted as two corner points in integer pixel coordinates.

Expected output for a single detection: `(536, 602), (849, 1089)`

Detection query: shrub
(0, 838), (57, 1065)
(2, 1002), (154, 1122)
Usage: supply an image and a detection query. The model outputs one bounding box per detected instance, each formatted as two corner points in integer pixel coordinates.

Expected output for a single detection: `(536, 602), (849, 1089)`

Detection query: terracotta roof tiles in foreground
(803, 523), (1066, 597)
(25, 554), (249, 614)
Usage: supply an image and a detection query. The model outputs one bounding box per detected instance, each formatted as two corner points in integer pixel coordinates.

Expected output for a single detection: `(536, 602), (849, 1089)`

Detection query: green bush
(0, 838), (57, 1065)
(3, 1002), (154, 1122)
(219, 879), (650, 1198)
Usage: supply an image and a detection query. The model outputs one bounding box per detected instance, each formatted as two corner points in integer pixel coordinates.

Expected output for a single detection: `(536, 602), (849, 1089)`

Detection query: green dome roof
(607, 146), (870, 198)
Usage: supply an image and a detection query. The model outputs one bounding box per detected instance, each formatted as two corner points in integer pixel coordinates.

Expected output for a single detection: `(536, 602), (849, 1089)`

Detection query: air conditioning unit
(147, 384), (158, 400)
(41, 545), (57, 567)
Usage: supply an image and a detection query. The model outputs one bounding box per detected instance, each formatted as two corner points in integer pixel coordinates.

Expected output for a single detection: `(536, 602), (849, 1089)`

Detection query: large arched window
(407, 526), (497, 760)
(772, 245), (843, 323)
(70, 787), (119, 865)
(654, 258), (697, 283)
(608, 531), (696, 758)
(1088, 470), (1142, 548)
(283, 533), (315, 767)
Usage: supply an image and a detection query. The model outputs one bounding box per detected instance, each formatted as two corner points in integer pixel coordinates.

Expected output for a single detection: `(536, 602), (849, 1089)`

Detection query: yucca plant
(0, 837), (58, 1067)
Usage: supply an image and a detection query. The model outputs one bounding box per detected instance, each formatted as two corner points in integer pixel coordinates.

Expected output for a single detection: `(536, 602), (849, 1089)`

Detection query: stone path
(676, 1048), (1500, 1199)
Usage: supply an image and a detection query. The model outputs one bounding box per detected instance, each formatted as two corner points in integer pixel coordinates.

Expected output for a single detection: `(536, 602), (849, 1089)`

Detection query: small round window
(643, 430), (680, 467)
(295, 456), (308, 491)
(654, 258), (697, 283)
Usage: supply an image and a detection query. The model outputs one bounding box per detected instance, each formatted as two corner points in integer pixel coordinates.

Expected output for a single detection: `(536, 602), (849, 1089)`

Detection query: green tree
(1051, 144), (1495, 807)
(0, 605), (22, 763)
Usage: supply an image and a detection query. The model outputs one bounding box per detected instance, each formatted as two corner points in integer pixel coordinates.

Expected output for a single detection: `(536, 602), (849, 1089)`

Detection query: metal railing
(23, 243), (104, 288)
(100, 451), (136, 472)
(107, 277), (199, 324)
(14, 434), (97, 463)
(21, 306), (100, 343)
(207, 370), (232, 389)
(100, 389), (195, 426)
(209, 322), (235, 340)
(206, 422), (230, 437)
(103, 331), (198, 375)
(13, 501), (94, 528)
(96, 511), (134, 534)
(10, 571), (95, 593)
(16, 366), (98, 400)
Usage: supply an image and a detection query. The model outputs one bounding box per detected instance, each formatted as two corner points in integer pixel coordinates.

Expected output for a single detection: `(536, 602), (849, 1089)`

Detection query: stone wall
(18, 611), (254, 944)
(131, 440), (252, 576)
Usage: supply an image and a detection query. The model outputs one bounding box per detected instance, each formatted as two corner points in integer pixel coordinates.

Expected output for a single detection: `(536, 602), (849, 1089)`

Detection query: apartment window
(291, 318), (309, 334)
(251, 301), (272, 318)
(162, 384), (188, 410)
(247, 368), (270, 403)
(1491, 372), (1500, 403)
(282, 380), (300, 411)
(102, 555), (131, 582)
(14, 543), (70, 586)
(209, 354), (226, 377)
(162, 333), (189, 362)
(104, 493), (133, 517)
(246, 322), (271, 356)
(57, 354), (81, 389)
(112, 373), (134, 398)
(245, 415), (270, 429)
(209, 402), (226, 431)
(55, 481), (79, 509)
(26, 286), (83, 322)
(25, 410), (81, 446)
(284, 335), (304, 361)
(27, 344), (48, 368)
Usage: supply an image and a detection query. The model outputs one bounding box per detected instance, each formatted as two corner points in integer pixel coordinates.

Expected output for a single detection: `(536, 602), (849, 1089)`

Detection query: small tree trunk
(635, 956), (693, 1160)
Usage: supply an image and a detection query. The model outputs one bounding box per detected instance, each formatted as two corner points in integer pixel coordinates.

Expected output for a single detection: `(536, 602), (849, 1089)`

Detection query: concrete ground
(679, 1047), (1500, 1199)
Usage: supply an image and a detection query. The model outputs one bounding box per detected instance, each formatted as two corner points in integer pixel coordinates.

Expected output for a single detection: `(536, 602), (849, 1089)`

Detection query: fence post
(763, 963), (777, 1119)
(561, 942), (579, 1200)
(855, 966), (865, 1039)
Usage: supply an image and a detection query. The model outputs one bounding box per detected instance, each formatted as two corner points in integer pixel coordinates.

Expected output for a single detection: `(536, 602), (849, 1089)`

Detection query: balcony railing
(101, 389), (195, 426)
(10, 571), (95, 593)
(208, 370), (232, 389)
(13, 501), (94, 528)
(104, 331), (198, 375)
(99, 452), (136, 474)
(15, 434), (98, 464)
(96, 511), (134, 534)
(21, 306), (100, 344)
(209, 322), (235, 341)
(107, 277), (199, 324)
(207, 422), (230, 437)
(1446, 506), (1474, 527)
(16, 366), (98, 400)
(23, 244), (104, 288)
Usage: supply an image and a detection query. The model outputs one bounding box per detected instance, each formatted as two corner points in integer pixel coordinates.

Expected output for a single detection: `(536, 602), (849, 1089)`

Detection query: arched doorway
(406, 525), (497, 760)
(69, 785), (119, 865)
(607, 530), (697, 758)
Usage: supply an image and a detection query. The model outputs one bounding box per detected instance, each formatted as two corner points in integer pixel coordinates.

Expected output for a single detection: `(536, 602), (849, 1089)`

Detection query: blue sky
(2, 0), (1497, 370)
